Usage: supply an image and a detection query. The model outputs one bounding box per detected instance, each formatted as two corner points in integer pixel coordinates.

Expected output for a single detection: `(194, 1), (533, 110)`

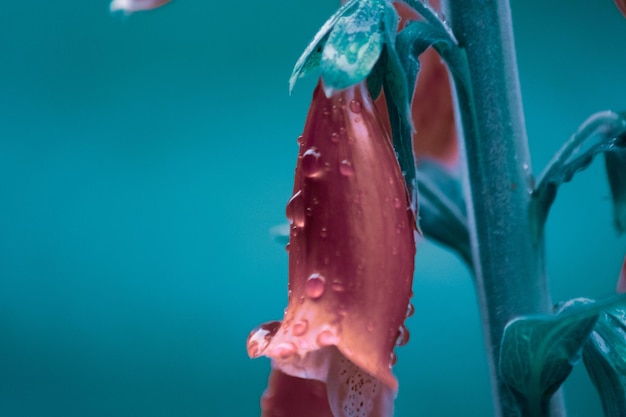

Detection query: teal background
(0, 0), (625, 416)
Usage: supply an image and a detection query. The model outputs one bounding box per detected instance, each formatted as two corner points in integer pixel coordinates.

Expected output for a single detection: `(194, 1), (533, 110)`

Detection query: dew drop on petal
(296, 135), (304, 146)
(331, 280), (345, 292)
(330, 132), (339, 143)
(292, 319), (309, 336)
(339, 160), (354, 176)
(320, 227), (328, 238)
(286, 190), (305, 227)
(316, 330), (338, 347)
(349, 99), (362, 113)
(271, 342), (297, 358)
(247, 321), (281, 358)
(406, 303), (415, 318)
(394, 197), (402, 209)
(305, 273), (326, 299)
(395, 325), (410, 346)
(389, 352), (397, 367)
(302, 147), (322, 178)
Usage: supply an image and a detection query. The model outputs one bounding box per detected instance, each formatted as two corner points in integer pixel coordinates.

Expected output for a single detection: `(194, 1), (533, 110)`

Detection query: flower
(375, 0), (458, 168)
(247, 80), (416, 417)
(615, 0), (626, 18)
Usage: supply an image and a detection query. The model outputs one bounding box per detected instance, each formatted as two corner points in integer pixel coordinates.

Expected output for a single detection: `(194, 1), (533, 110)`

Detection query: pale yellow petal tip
(110, 0), (172, 13)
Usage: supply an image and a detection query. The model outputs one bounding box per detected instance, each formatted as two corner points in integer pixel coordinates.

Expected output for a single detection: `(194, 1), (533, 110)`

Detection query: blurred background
(0, 0), (624, 416)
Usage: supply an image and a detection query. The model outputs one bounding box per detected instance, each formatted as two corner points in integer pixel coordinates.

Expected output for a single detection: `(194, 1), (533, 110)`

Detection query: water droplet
(337, 304), (348, 316)
(320, 227), (328, 238)
(296, 135), (304, 146)
(406, 303), (414, 318)
(339, 160), (354, 176)
(388, 177), (394, 185)
(305, 273), (326, 299)
(366, 321), (374, 332)
(395, 325), (410, 346)
(323, 257), (330, 265)
(247, 340), (259, 357)
(389, 352), (397, 367)
(298, 296), (305, 304)
(316, 330), (336, 347)
(302, 148), (322, 178)
(349, 99), (362, 113)
(331, 280), (345, 292)
(391, 246), (398, 256)
(330, 132), (339, 143)
(286, 190), (305, 227)
(290, 225), (298, 237)
(247, 321), (281, 358)
(285, 243), (290, 252)
(354, 117), (361, 123)
(523, 163), (529, 170)
(292, 319), (309, 336)
(306, 207), (313, 217)
(271, 342), (297, 358)
(394, 197), (402, 209)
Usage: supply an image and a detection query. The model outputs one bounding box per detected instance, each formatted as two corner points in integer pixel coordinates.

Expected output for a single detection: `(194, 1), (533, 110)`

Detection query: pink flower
(615, 0), (626, 18)
(247, 80), (416, 417)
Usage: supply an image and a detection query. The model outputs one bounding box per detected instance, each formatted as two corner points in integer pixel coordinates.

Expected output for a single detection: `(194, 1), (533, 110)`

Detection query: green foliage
(605, 145), (626, 233)
(583, 307), (626, 417)
(416, 161), (470, 267)
(500, 296), (626, 415)
(531, 111), (626, 238)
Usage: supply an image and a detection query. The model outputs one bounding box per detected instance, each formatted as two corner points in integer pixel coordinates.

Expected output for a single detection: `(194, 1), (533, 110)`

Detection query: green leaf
(416, 161), (471, 267)
(320, 0), (386, 92)
(396, 0), (456, 44)
(531, 111), (626, 238)
(289, 0), (360, 93)
(605, 145), (626, 233)
(583, 307), (626, 417)
(499, 296), (626, 415)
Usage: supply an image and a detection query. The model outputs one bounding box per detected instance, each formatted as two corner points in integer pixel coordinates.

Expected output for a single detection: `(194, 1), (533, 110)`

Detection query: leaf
(531, 111), (626, 238)
(499, 296), (626, 414)
(320, 0), (386, 92)
(605, 145), (626, 233)
(416, 161), (471, 266)
(382, 20), (458, 215)
(289, 0), (360, 93)
(583, 307), (626, 417)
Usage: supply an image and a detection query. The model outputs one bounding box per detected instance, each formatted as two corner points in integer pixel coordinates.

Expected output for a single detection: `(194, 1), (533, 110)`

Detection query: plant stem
(439, 1), (565, 416)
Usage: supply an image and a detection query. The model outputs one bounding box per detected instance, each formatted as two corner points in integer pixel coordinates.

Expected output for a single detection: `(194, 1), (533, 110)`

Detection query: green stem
(439, 1), (565, 416)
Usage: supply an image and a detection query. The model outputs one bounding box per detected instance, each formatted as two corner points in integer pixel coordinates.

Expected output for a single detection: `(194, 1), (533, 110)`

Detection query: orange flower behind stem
(248, 80), (416, 417)
(615, 0), (626, 18)
(375, 0), (458, 168)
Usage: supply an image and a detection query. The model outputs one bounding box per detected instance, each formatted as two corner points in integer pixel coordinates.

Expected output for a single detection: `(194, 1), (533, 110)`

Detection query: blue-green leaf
(289, 0), (360, 93)
(500, 296), (626, 414)
(416, 161), (471, 267)
(531, 111), (626, 237)
(320, 0), (386, 93)
(605, 145), (626, 233)
(583, 307), (626, 417)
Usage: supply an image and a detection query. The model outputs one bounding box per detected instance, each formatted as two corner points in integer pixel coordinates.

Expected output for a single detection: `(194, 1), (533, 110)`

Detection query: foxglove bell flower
(247, 80), (416, 417)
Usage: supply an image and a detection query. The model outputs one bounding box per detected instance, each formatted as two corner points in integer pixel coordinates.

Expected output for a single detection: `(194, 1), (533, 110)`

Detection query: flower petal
(249, 79), (415, 416)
